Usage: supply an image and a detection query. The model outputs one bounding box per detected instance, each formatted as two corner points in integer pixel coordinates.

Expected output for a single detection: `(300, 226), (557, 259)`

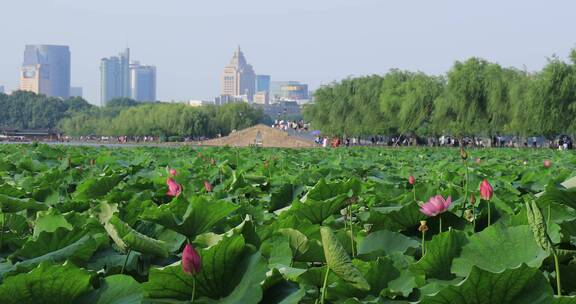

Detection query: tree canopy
(304, 48), (576, 138)
(0, 91), (92, 129)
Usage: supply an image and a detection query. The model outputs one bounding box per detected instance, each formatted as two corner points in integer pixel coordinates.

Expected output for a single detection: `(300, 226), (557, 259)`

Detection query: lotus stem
(0, 213), (5, 252)
(547, 204), (551, 226)
(413, 185), (416, 202)
(439, 216), (443, 233)
(487, 200), (491, 226)
(348, 205), (355, 257)
(121, 249), (131, 275)
(191, 276), (196, 303)
(421, 230), (426, 257)
(463, 160), (469, 214)
(553, 252), (561, 296)
(473, 207), (476, 232)
(320, 266), (330, 304)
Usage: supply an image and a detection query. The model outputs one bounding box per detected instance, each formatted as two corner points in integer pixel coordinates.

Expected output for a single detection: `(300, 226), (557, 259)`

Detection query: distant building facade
(252, 100), (301, 119)
(256, 75), (271, 93)
(100, 48), (130, 106)
(69, 86), (83, 98)
(270, 81), (309, 102)
(220, 46), (256, 101)
(188, 100), (214, 107)
(19, 45), (71, 98)
(130, 62), (156, 102)
(253, 91), (269, 105)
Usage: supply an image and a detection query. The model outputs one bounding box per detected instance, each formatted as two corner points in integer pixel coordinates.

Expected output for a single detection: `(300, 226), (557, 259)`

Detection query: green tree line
(304, 49), (576, 138)
(0, 92), (267, 138)
(0, 91), (92, 129)
(58, 101), (266, 138)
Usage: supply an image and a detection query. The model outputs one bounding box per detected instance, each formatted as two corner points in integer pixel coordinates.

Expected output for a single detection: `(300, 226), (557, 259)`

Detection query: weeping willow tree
(524, 56), (576, 139)
(380, 70), (444, 137)
(304, 48), (576, 139)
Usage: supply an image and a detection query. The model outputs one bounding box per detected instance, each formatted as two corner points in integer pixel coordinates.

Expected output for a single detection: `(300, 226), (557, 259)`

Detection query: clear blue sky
(1, 0), (575, 105)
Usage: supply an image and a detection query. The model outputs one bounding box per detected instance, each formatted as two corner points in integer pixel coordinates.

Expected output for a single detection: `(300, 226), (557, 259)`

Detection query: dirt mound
(201, 124), (314, 148)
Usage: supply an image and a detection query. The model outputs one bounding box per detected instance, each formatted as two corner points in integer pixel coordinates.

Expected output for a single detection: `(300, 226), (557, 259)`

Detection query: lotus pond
(0, 144), (575, 304)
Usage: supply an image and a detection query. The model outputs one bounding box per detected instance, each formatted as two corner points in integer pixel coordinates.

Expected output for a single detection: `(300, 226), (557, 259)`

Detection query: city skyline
(1, 0), (576, 105)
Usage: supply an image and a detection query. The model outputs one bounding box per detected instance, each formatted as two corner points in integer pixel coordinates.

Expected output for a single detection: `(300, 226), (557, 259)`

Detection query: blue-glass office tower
(20, 45), (71, 98)
(256, 75), (271, 93)
(100, 48), (130, 106)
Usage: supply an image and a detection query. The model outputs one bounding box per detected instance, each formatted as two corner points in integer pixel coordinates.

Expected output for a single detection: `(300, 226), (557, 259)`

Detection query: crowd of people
(272, 120), (309, 132)
(312, 134), (574, 150)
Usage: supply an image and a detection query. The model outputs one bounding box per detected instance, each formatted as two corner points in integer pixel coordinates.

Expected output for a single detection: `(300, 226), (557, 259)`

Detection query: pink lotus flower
(166, 177), (182, 197)
(204, 181), (213, 192)
(420, 195), (452, 217)
(544, 159), (552, 168)
(409, 175), (415, 185)
(168, 168), (177, 177)
(479, 179), (493, 201)
(182, 244), (201, 275)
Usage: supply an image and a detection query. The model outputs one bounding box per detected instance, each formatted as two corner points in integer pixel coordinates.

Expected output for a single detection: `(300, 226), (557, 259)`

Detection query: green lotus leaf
(0, 194), (48, 213)
(0, 262), (94, 304)
(142, 195), (239, 238)
(146, 234), (266, 303)
(420, 264), (553, 304)
(320, 226), (370, 291)
(357, 229), (420, 258)
(411, 229), (469, 280)
(81, 274), (144, 304)
(451, 225), (548, 277)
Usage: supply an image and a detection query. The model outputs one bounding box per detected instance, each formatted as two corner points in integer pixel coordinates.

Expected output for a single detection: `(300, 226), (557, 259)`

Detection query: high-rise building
(69, 86), (83, 98)
(256, 75), (270, 93)
(100, 48), (130, 106)
(130, 61), (156, 102)
(19, 45), (71, 98)
(220, 46), (256, 101)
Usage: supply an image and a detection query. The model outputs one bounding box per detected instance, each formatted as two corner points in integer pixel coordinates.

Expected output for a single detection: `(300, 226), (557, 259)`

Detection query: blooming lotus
(204, 181), (213, 192)
(409, 175), (415, 185)
(479, 179), (493, 201)
(544, 159), (552, 168)
(182, 244), (201, 275)
(166, 177), (182, 197)
(420, 195), (452, 217)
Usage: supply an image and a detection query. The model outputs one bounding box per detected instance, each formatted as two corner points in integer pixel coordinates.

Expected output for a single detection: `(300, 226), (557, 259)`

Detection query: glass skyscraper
(20, 45), (71, 98)
(256, 75), (271, 93)
(130, 62), (156, 102)
(100, 48), (130, 106)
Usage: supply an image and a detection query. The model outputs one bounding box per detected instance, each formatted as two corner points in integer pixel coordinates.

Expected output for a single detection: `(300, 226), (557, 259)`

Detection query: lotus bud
(409, 175), (415, 185)
(543, 159), (552, 168)
(460, 147), (468, 160)
(182, 244), (201, 275)
(204, 181), (213, 192)
(479, 179), (493, 201)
